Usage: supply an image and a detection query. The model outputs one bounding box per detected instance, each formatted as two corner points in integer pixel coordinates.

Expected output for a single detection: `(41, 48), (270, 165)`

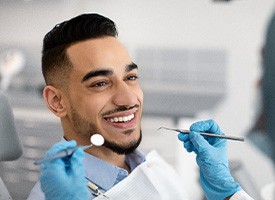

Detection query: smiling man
(27, 14), (146, 199)
(27, 13), (253, 200)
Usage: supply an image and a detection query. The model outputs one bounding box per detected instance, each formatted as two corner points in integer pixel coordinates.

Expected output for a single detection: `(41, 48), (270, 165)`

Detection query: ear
(43, 85), (67, 118)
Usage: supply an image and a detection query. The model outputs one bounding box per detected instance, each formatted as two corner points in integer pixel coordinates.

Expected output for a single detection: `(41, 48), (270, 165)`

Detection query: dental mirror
(90, 134), (104, 146)
(34, 134), (105, 165)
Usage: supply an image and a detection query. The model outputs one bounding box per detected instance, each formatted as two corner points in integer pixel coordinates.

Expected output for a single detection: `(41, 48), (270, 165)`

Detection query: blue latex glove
(40, 140), (89, 200)
(178, 119), (241, 200)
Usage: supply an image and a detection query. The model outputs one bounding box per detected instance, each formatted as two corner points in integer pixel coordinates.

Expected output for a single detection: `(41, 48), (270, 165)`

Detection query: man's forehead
(67, 37), (132, 67)
(67, 36), (122, 54)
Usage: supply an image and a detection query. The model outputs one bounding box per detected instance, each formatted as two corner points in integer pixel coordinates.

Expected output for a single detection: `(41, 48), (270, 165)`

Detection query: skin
(43, 36), (143, 171)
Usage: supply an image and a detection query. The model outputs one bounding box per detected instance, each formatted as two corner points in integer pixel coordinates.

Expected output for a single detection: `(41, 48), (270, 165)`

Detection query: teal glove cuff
(200, 170), (241, 200)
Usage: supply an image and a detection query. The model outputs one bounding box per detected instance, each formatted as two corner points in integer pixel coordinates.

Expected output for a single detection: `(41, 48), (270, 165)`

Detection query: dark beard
(103, 130), (142, 155)
(70, 104), (142, 155)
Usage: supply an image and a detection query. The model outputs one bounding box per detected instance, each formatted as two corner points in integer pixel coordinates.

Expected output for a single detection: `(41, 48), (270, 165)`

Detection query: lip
(103, 107), (138, 118)
(103, 108), (138, 129)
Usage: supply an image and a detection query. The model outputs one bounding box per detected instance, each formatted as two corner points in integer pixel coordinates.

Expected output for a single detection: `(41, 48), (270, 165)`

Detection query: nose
(112, 82), (138, 107)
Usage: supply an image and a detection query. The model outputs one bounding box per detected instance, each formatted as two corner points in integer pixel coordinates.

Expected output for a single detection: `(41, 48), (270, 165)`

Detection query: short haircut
(42, 13), (118, 86)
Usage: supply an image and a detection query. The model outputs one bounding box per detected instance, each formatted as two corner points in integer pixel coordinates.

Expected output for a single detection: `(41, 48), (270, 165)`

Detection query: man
(27, 13), (253, 200)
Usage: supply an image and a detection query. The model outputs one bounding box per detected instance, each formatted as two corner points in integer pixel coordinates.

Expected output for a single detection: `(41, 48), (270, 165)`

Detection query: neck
(86, 146), (130, 172)
(63, 132), (130, 172)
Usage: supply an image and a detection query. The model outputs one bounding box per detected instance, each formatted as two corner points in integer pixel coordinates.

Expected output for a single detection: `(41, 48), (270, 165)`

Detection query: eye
(91, 81), (108, 87)
(95, 82), (106, 87)
(126, 75), (139, 81)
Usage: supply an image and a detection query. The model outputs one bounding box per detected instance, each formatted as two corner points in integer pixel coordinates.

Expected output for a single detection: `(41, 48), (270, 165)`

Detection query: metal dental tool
(158, 127), (245, 142)
(34, 134), (104, 165)
(87, 179), (110, 199)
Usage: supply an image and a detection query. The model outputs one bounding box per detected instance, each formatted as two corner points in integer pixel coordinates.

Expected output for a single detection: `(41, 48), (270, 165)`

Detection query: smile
(106, 113), (135, 123)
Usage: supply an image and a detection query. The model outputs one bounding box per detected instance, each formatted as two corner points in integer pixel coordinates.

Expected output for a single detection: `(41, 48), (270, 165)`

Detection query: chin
(103, 130), (142, 155)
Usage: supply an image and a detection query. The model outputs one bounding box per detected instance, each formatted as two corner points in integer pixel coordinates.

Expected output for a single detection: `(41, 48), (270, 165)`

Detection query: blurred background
(0, 0), (274, 199)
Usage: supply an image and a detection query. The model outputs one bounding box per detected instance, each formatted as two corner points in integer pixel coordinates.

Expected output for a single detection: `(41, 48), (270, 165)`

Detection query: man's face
(65, 36), (143, 154)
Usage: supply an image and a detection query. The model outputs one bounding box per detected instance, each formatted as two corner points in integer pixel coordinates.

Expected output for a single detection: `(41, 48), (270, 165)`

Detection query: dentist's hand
(40, 140), (89, 200)
(178, 119), (241, 200)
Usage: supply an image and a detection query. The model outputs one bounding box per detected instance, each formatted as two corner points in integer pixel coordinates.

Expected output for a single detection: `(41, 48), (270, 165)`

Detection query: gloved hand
(40, 140), (89, 200)
(178, 119), (241, 200)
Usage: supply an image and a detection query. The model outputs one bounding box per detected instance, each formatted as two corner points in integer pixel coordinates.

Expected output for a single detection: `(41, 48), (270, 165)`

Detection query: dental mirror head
(90, 134), (104, 146)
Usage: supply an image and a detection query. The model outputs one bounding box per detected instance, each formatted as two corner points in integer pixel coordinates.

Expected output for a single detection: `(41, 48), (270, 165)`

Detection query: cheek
(136, 86), (143, 105)
(84, 95), (109, 118)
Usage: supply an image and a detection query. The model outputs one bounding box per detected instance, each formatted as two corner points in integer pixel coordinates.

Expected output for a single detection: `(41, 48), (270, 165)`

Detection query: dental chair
(0, 91), (23, 200)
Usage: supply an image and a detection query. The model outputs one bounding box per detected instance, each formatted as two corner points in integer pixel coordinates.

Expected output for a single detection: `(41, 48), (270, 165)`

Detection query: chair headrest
(0, 91), (23, 161)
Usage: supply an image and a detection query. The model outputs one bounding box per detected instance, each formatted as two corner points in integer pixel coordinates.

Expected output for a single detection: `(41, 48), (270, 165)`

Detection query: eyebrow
(81, 62), (138, 83)
(126, 62), (138, 72)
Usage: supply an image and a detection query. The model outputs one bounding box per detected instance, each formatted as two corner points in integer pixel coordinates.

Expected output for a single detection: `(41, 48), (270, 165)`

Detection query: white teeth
(108, 114), (134, 123)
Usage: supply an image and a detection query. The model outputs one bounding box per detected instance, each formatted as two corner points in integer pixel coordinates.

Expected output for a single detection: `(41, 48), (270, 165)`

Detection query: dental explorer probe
(158, 127), (245, 142)
(34, 134), (104, 165)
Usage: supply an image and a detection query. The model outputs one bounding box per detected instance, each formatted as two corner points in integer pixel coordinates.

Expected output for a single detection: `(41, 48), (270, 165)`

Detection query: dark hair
(42, 13), (118, 85)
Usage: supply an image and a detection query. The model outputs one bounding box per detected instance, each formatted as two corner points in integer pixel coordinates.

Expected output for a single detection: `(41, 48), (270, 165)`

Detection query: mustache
(101, 104), (139, 116)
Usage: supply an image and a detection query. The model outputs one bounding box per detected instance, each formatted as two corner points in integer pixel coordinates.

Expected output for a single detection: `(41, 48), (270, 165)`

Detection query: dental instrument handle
(181, 130), (245, 142)
(33, 145), (91, 165)
(158, 127), (245, 142)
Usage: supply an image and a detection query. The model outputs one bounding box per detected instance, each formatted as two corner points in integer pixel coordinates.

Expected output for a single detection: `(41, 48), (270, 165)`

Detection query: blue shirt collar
(83, 150), (145, 192)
